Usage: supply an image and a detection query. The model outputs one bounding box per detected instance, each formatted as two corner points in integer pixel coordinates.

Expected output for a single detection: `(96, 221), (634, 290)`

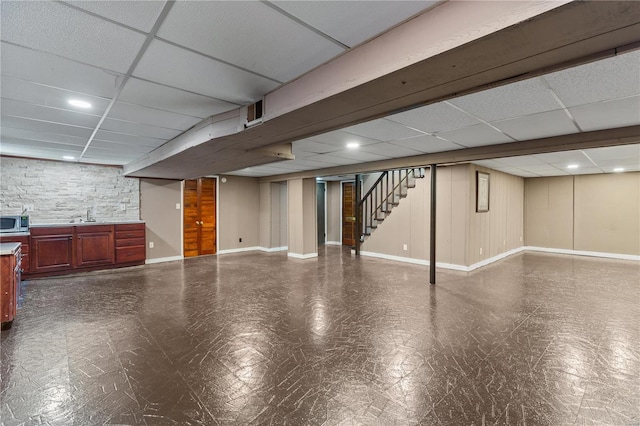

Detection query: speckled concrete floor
(1, 246), (638, 425)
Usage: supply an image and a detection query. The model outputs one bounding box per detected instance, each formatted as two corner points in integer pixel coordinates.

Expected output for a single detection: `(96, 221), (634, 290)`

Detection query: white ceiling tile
(533, 150), (587, 164)
(510, 164), (563, 173)
(90, 139), (155, 154)
(360, 142), (423, 158)
(306, 154), (360, 166)
(272, 1), (436, 47)
(569, 96), (640, 132)
(582, 145), (640, 163)
(307, 130), (380, 147)
(64, 1), (166, 33)
(437, 124), (514, 147)
(494, 156), (548, 167)
(0, 127), (89, 147)
(94, 130), (165, 148)
(133, 40), (279, 105)
(1, 1), (146, 73)
(390, 134), (464, 153)
(293, 139), (341, 154)
(119, 78), (238, 119)
(387, 102), (480, 133)
(82, 147), (140, 162)
(0, 136), (83, 152)
(0, 44), (121, 98)
(99, 119), (181, 140)
(344, 119), (424, 142)
(1, 77), (111, 116)
(590, 157), (640, 167)
(108, 102), (199, 131)
(471, 159), (506, 169)
(492, 110), (579, 141)
(1, 116), (92, 139)
(448, 78), (561, 122)
(0, 142), (82, 160)
(545, 50), (640, 107)
(556, 165), (603, 175)
(157, 1), (344, 82)
(1, 98), (101, 129)
(490, 166), (529, 176)
(328, 150), (389, 162)
(534, 169), (570, 177)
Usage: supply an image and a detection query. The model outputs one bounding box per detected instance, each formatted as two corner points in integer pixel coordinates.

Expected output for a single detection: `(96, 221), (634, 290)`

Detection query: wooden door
(184, 178), (216, 257)
(342, 182), (356, 246)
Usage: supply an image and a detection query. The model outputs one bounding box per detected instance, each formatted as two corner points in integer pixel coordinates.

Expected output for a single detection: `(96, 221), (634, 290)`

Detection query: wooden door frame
(316, 180), (327, 246)
(181, 176), (219, 257)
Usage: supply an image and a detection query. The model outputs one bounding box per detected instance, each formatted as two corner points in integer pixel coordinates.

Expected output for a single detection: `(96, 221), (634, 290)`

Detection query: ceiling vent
(245, 99), (264, 129)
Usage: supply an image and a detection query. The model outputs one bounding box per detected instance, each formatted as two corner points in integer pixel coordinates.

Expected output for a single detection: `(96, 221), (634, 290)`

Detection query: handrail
(357, 171), (388, 207)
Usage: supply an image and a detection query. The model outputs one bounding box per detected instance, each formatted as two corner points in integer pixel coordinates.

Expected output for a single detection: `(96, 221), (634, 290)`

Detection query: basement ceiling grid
(1, 1), (639, 177)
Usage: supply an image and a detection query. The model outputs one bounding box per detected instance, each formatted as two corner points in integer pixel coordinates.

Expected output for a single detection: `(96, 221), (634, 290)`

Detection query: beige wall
(140, 178), (182, 260)
(259, 182), (288, 249)
(525, 172), (640, 255)
(363, 164), (524, 267)
(524, 176), (574, 249)
(218, 175), (260, 251)
(467, 165), (524, 265)
(287, 178), (317, 255)
(326, 181), (341, 243)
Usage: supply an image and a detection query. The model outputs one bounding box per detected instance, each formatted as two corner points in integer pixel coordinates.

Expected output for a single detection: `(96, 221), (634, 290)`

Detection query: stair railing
(357, 168), (425, 239)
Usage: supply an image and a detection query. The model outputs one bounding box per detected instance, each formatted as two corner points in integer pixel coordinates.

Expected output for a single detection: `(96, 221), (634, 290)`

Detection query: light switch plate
(175, 203), (181, 209)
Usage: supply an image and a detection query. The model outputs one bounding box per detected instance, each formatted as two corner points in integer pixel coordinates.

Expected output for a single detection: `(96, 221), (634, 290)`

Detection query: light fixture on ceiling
(567, 164), (579, 169)
(613, 167), (625, 173)
(346, 141), (360, 149)
(63, 155), (75, 160)
(68, 99), (91, 109)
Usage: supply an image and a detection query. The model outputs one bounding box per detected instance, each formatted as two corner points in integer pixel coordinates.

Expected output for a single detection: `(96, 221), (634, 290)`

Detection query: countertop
(0, 242), (21, 255)
(29, 220), (145, 228)
(0, 231), (30, 237)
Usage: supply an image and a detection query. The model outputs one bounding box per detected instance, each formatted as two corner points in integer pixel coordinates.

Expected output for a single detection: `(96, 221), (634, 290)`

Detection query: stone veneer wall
(0, 157), (139, 224)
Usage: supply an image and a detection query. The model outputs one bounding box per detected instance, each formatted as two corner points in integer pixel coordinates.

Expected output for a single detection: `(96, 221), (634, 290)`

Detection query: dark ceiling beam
(125, 1), (640, 178)
(258, 125), (640, 182)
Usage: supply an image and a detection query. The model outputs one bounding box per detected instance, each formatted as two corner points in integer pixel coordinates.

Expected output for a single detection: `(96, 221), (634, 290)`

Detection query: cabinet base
(1, 320), (13, 330)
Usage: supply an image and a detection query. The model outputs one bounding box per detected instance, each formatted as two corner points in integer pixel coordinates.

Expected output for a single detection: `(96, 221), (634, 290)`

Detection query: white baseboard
(325, 241), (342, 246)
(356, 247), (526, 272)
(145, 255), (184, 264)
(287, 252), (318, 259)
(217, 246), (261, 255)
(524, 246), (640, 261)
(258, 246), (288, 253)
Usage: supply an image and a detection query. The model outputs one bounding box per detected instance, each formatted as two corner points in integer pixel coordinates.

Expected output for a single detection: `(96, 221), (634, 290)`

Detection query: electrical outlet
(520, 236), (523, 242)
(175, 203), (181, 210)
(403, 244), (407, 251)
(23, 204), (34, 212)
(480, 247), (483, 255)
(120, 204), (126, 211)
(149, 242), (154, 248)
(239, 237), (242, 243)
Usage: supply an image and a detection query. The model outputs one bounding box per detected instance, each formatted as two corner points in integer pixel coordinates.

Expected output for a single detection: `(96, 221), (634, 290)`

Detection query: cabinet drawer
(115, 230), (145, 240)
(115, 237), (145, 247)
(116, 246), (145, 263)
(115, 223), (145, 232)
(30, 226), (74, 236)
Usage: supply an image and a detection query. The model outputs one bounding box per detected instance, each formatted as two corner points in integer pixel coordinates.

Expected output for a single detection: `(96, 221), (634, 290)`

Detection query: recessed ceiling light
(613, 167), (625, 173)
(68, 99), (91, 109)
(567, 164), (579, 169)
(346, 142), (360, 149)
(63, 155), (75, 160)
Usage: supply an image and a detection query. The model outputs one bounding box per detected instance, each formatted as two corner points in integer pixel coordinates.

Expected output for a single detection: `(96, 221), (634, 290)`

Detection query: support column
(430, 165), (437, 285)
(355, 174), (361, 255)
(287, 178), (318, 259)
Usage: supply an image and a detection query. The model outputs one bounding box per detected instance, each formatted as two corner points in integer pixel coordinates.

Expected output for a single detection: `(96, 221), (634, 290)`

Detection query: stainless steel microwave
(0, 215), (29, 233)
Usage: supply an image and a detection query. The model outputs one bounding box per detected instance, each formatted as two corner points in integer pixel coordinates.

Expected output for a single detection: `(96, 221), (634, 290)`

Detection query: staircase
(357, 168), (425, 240)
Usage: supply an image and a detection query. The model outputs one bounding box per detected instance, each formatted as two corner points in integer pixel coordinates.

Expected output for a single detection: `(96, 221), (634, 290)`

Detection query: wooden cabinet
(30, 226), (74, 274)
(115, 223), (145, 265)
(76, 225), (114, 268)
(0, 235), (29, 274)
(1, 244), (21, 329)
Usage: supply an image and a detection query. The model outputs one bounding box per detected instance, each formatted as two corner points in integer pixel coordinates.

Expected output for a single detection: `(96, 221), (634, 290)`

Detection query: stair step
(407, 183), (416, 188)
(375, 216), (385, 221)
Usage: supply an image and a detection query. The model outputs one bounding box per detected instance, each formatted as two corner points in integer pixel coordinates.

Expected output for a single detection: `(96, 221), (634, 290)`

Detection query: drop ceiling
(1, 1), (639, 178)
